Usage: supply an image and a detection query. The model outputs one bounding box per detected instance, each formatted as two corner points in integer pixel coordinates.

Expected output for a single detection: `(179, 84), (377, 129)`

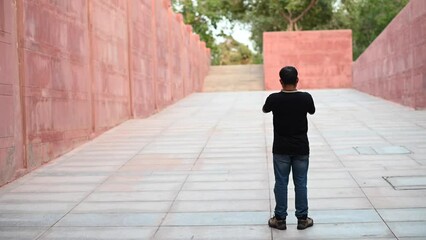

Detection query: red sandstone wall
(128, 0), (156, 118)
(154, 0), (171, 110)
(21, 0), (92, 170)
(0, 0), (210, 186)
(169, 10), (185, 101)
(353, 0), (425, 109)
(0, 0), (25, 184)
(263, 30), (352, 90)
(89, 0), (131, 132)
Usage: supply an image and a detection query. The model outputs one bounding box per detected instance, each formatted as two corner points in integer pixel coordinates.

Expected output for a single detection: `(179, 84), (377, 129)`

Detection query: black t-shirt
(262, 91), (315, 155)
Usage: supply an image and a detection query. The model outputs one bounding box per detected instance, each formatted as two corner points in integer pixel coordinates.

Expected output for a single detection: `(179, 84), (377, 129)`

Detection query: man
(262, 66), (315, 230)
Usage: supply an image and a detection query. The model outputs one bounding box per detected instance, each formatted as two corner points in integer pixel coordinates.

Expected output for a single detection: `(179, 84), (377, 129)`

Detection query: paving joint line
(262, 106), (274, 240)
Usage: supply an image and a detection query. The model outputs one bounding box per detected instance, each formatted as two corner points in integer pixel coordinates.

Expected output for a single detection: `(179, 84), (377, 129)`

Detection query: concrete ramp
(202, 64), (264, 92)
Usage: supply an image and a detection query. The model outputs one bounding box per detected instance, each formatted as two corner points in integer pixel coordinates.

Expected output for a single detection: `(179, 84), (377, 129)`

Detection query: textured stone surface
(0, 0), (24, 189)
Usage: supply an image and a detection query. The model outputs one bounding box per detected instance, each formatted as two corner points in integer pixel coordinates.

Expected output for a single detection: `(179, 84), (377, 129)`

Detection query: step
(203, 64), (264, 92)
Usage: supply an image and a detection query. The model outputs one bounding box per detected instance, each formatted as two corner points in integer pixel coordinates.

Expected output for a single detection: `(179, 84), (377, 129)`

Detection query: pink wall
(21, 0), (92, 171)
(0, 0), (25, 184)
(0, 0), (210, 186)
(353, 0), (425, 109)
(90, 0), (131, 132)
(263, 30), (352, 90)
(128, 0), (156, 117)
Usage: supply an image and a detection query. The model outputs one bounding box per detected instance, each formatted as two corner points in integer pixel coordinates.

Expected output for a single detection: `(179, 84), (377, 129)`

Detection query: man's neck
(282, 85), (297, 92)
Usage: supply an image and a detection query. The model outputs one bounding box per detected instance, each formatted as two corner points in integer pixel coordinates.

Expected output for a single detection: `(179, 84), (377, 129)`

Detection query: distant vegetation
(172, 0), (409, 65)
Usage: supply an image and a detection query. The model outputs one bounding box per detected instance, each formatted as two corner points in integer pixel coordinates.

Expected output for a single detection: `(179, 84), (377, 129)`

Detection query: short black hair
(279, 66), (298, 85)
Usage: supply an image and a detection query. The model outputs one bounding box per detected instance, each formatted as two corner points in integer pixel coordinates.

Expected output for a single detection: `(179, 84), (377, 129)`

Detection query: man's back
(263, 91), (315, 155)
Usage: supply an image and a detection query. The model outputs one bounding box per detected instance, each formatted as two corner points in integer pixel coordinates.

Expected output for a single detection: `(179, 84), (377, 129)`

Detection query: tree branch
(279, 11), (291, 23)
(293, 0), (318, 22)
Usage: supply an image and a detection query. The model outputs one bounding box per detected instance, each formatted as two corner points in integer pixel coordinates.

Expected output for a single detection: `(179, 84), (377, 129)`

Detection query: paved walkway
(1, 89), (426, 240)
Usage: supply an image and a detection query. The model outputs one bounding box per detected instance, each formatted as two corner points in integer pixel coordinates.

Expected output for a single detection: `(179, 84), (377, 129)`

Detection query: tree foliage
(217, 37), (262, 65)
(171, 0), (233, 65)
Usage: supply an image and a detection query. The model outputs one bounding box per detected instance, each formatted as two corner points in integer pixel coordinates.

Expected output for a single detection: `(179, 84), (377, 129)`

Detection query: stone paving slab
(155, 226), (271, 240)
(41, 227), (157, 240)
(0, 227), (47, 240)
(0, 89), (426, 239)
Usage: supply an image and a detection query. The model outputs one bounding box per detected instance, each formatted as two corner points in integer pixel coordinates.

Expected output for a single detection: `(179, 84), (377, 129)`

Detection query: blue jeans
(273, 154), (309, 219)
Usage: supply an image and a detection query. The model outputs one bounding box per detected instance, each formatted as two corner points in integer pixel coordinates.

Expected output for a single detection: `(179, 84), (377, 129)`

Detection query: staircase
(202, 64), (265, 92)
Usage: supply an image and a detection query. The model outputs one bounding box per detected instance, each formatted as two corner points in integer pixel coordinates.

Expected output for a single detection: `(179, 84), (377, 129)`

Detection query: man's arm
(262, 96), (272, 113)
(307, 94), (315, 115)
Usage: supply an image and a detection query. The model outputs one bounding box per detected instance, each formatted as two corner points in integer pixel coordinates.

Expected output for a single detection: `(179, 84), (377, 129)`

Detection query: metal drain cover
(383, 176), (426, 190)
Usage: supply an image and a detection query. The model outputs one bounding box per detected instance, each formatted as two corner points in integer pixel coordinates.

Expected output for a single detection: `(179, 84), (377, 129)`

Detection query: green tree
(172, 0), (236, 65)
(218, 37), (255, 65)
